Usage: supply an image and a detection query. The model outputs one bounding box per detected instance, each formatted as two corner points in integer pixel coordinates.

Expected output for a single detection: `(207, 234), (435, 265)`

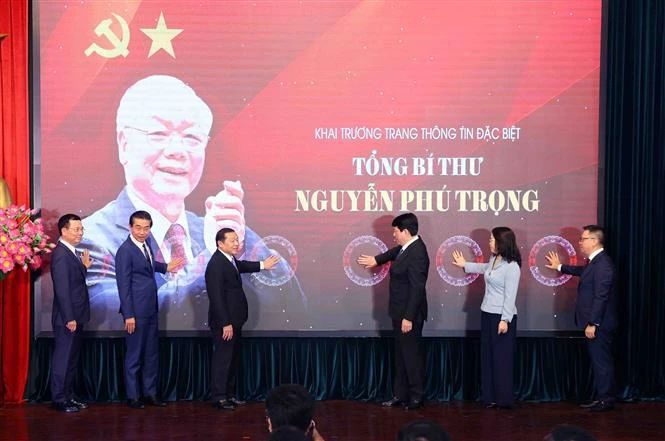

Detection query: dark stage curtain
(603, 1), (665, 399)
(28, 336), (595, 403)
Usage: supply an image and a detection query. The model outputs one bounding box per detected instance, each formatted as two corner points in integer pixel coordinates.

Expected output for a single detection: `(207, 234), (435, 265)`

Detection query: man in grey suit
(80, 75), (306, 331)
(357, 213), (430, 410)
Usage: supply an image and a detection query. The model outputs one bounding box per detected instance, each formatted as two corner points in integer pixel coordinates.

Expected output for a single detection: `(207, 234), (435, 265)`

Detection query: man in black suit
(205, 227), (279, 410)
(50, 214), (92, 412)
(546, 225), (617, 411)
(357, 213), (430, 410)
(115, 210), (184, 409)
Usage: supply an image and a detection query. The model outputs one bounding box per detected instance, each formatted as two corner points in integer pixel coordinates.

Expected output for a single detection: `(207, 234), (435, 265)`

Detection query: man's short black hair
(266, 384), (315, 433)
(392, 213), (419, 236)
(269, 426), (308, 441)
(397, 420), (451, 441)
(545, 424), (596, 441)
(215, 228), (236, 244)
(582, 224), (605, 246)
(129, 210), (153, 227)
(58, 214), (82, 235)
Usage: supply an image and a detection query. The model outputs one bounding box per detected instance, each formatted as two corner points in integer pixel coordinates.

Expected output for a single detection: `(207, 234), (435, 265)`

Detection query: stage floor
(1, 400), (662, 441)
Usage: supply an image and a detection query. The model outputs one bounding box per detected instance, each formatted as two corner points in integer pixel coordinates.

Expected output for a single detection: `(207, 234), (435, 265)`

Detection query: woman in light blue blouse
(452, 227), (521, 409)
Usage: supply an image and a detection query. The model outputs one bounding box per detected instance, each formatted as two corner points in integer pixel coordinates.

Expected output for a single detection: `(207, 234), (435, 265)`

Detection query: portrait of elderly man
(80, 75), (306, 331)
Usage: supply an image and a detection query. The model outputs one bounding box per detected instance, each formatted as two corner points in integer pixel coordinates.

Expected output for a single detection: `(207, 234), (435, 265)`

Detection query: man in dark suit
(116, 210), (184, 408)
(205, 227), (279, 410)
(79, 74), (306, 331)
(357, 213), (430, 410)
(546, 224), (617, 411)
(50, 214), (92, 412)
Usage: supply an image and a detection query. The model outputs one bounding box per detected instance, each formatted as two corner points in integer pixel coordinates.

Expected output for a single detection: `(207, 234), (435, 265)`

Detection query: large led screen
(34, 1), (602, 335)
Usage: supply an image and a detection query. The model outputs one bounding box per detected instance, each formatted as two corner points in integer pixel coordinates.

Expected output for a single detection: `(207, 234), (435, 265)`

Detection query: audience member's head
(269, 425), (308, 441)
(266, 384), (316, 434)
(543, 424), (596, 441)
(397, 420), (451, 441)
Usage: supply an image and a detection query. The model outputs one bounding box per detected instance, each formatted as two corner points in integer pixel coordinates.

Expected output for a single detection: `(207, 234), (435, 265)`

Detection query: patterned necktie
(74, 249), (84, 268)
(164, 224), (188, 267)
(142, 243), (152, 269)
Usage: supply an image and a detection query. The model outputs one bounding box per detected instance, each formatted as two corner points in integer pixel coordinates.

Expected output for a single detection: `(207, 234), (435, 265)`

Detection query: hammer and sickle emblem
(84, 13), (130, 58)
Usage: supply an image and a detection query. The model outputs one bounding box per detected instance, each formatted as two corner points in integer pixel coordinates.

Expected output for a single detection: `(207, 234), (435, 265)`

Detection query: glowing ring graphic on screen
(528, 235), (576, 286)
(436, 236), (483, 286)
(247, 235), (297, 286)
(343, 235), (390, 286)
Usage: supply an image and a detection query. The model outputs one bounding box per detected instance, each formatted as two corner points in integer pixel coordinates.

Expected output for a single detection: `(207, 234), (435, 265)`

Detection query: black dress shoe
(381, 397), (404, 407)
(52, 402), (79, 413)
(127, 399), (145, 409)
(404, 400), (424, 411)
(143, 396), (167, 407)
(579, 400), (600, 409)
(68, 398), (88, 409)
(212, 400), (235, 410)
(495, 404), (514, 410)
(228, 397), (246, 406)
(589, 400), (615, 412)
(485, 402), (497, 409)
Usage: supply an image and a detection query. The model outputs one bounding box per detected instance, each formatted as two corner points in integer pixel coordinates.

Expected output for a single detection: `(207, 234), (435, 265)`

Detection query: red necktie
(164, 224), (188, 268)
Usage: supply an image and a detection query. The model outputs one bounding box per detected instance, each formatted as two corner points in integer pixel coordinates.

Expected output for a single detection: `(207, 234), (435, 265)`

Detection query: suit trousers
(210, 326), (243, 401)
(480, 311), (516, 406)
(392, 319), (424, 402)
(587, 326), (616, 401)
(51, 324), (84, 403)
(124, 314), (159, 400)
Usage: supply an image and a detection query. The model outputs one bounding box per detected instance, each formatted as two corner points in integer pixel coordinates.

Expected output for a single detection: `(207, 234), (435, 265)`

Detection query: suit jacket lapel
(217, 251), (240, 281)
(396, 237), (420, 262)
(581, 251), (602, 279)
(230, 257), (241, 281)
(128, 236), (153, 273)
(59, 242), (86, 276)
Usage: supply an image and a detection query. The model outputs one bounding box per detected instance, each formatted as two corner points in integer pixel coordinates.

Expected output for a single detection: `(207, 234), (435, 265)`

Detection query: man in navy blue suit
(80, 74), (306, 331)
(116, 210), (184, 408)
(546, 225), (617, 411)
(50, 214), (92, 412)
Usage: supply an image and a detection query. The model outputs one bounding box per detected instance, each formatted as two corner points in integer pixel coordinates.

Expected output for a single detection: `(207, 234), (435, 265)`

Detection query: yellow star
(140, 12), (183, 58)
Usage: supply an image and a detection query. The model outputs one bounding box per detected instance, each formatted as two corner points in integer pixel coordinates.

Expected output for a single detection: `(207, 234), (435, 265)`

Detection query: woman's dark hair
(492, 226), (521, 267)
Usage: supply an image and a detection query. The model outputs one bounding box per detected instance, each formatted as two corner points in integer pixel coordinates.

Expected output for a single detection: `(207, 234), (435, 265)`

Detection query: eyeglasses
(125, 126), (210, 151)
(579, 236), (596, 242)
(67, 227), (84, 233)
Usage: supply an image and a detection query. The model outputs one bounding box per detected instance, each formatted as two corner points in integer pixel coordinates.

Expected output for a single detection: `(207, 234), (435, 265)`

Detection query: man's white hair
(115, 75), (213, 134)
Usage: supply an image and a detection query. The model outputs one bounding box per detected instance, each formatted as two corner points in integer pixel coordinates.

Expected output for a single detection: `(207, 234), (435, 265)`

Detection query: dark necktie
(74, 249), (84, 267)
(142, 243), (153, 269)
(397, 248), (405, 258)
